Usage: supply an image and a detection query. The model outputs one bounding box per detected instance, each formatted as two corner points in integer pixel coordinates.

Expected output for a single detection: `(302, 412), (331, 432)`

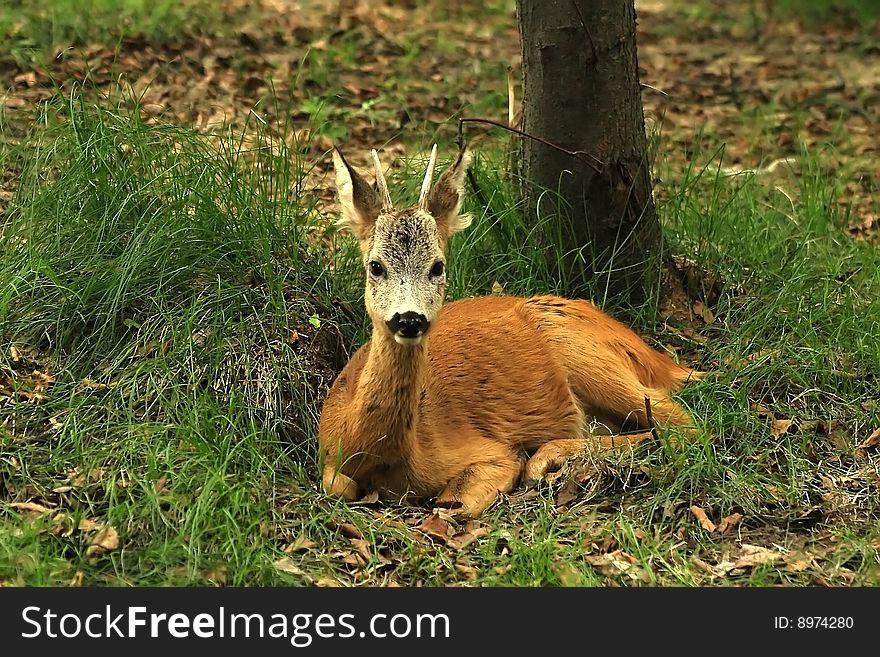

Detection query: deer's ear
(427, 146), (472, 242)
(333, 148), (380, 241)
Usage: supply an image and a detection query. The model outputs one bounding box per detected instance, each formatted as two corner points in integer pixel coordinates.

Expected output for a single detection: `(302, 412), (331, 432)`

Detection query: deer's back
(420, 295), (583, 449)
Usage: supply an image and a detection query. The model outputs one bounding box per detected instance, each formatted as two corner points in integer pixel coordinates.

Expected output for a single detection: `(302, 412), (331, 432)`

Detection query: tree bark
(516, 0), (661, 304)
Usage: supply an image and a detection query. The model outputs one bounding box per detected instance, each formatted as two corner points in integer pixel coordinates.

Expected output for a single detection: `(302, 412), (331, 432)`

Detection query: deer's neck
(353, 328), (427, 453)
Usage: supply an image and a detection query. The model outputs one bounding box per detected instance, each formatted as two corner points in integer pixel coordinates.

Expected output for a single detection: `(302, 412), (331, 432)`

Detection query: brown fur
(320, 294), (701, 516)
(319, 146), (701, 517)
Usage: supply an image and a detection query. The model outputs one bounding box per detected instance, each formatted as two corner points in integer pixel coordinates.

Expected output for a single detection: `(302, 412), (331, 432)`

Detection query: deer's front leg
(322, 465), (361, 502)
(523, 438), (594, 484)
(434, 451), (521, 518)
(524, 432), (657, 484)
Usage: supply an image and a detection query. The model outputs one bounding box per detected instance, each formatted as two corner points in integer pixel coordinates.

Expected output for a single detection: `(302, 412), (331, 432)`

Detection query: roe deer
(319, 144), (701, 517)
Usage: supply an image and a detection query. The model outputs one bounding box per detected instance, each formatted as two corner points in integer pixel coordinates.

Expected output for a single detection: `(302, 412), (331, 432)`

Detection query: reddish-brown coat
(319, 294), (699, 516)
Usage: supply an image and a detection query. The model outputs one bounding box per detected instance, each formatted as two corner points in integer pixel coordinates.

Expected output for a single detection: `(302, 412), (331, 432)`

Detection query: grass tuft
(0, 91), (357, 584)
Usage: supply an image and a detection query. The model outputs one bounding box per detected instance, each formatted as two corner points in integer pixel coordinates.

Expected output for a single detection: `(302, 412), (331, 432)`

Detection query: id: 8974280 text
(773, 617), (854, 630)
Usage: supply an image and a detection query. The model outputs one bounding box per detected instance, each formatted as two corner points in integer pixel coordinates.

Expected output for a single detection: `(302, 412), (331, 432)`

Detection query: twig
(644, 396), (659, 441)
(640, 82), (668, 97)
(450, 132), (500, 228)
(458, 117), (604, 173)
(569, 0), (597, 63)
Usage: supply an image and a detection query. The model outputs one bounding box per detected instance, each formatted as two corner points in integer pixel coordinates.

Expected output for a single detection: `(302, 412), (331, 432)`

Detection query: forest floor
(1, 0), (878, 587)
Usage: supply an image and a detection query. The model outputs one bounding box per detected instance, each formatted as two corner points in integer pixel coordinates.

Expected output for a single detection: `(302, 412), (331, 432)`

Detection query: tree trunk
(516, 0), (661, 305)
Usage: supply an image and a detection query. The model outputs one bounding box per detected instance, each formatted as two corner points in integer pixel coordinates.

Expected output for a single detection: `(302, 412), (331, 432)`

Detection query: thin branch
(458, 117), (604, 173)
(451, 132), (500, 229)
(644, 396), (659, 441)
(569, 0), (597, 63)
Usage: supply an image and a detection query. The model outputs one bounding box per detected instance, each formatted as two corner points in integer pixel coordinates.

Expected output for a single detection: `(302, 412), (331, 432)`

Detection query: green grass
(0, 92), (361, 585)
(2, 91), (879, 586)
(0, 0), (218, 47)
(660, 0), (880, 41)
(0, 0), (221, 67)
(773, 0), (880, 26)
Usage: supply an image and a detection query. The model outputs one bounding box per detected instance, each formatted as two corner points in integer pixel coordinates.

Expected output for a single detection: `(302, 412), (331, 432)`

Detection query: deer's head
(332, 144), (472, 345)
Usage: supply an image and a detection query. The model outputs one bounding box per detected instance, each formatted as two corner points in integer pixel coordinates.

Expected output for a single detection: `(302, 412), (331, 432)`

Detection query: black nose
(386, 312), (429, 338)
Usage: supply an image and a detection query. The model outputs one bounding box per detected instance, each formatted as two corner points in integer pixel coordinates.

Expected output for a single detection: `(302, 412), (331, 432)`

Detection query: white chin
(393, 334), (423, 345)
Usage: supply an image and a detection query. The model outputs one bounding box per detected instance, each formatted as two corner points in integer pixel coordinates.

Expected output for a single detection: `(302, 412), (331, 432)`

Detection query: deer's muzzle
(386, 311), (429, 341)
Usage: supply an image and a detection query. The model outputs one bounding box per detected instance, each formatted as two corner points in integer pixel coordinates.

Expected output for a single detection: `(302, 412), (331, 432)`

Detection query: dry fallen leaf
(85, 525), (120, 562)
(554, 460), (604, 507)
(27, 370), (55, 391)
(337, 522), (363, 540)
(711, 559), (739, 576)
(68, 571), (85, 587)
(205, 567), (228, 585)
(692, 300), (715, 324)
(68, 467), (109, 488)
(272, 557), (311, 580)
(716, 512), (743, 534)
(315, 578), (344, 587)
(335, 549), (366, 568)
(750, 402), (771, 416)
(283, 534), (318, 554)
(690, 505), (717, 532)
(691, 557), (717, 576)
(584, 550), (648, 582)
(447, 526), (489, 551)
(78, 518), (102, 532)
(47, 513), (101, 537)
(416, 512), (452, 545)
(771, 418), (794, 439)
(90, 525), (119, 550)
(9, 501), (53, 514)
(733, 544), (783, 569)
(586, 534), (619, 554)
(765, 484), (783, 501)
(349, 538), (372, 563)
(454, 561), (479, 581)
(813, 574), (832, 587)
(784, 553), (814, 572)
(856, 427), (880, 455)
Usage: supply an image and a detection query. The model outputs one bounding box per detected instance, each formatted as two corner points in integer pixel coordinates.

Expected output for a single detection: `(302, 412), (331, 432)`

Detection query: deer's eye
(430, 260), (445, 278)
(369, 261), (385, 277)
